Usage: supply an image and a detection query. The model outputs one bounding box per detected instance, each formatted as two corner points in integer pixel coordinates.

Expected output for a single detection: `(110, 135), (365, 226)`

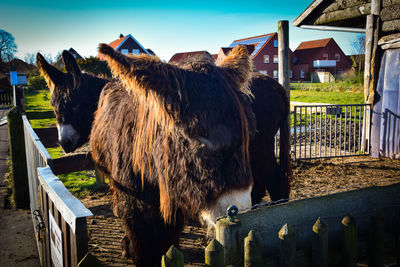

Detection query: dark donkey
(37, 47), (291, 265)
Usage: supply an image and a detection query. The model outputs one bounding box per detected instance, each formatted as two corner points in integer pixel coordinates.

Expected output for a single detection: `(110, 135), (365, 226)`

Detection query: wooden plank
(41, 187), (51, 267)
(324, 0), (370, 13)
(382, 19), (400, 32)
(382, 0), (400, 7)
(234, 183), (400, 257)
(380, 4), (400, 21)
(314, 4), (371, 25)
(37, 167), (93, 233)
(292, 0), (324, 26)
(52, 152), (94, 175)
(61, 219), (71, 267)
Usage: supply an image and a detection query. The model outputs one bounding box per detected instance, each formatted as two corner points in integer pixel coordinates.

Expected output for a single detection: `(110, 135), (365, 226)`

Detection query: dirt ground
(79, 155), (400, 266)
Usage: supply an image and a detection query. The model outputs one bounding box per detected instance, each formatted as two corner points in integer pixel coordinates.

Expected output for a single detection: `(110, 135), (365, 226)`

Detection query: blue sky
(1, 0), (362, 62)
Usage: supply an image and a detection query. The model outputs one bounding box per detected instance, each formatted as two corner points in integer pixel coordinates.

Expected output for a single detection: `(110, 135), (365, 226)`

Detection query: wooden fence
(0, 89), (12, 106)
(162, 183), (400, 266)
(22, 115), (94, 266)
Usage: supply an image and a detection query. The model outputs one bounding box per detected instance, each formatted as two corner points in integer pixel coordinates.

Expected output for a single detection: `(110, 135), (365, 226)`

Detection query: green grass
(24, 89), (53, 112)
(58, 170), (100, 198)
(46, 146), (65, 159)
(290, 90), (364, 105)
(24, 89), (56, 128)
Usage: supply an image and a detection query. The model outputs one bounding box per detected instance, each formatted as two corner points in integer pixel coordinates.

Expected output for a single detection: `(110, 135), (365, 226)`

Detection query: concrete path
(0, 108), (40, 267)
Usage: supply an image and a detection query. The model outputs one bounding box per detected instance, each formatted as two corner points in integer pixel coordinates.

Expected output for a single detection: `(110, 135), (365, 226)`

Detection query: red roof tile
(108, 35), (129, 49)
(295, 38), (332, 50)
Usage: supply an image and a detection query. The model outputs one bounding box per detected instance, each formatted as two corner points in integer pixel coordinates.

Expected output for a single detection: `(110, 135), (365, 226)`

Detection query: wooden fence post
(205, 239), (224, 267)
(342, 215), (358, 267)
(368, 210), (384, 267)
(244, 230), (262, 267)
(7, 103), (29, 208)
(279, 223), (296, 267)
(161, 245), (184, 267)
(312, 217), (328, 267)
(216, 217), (242, 266)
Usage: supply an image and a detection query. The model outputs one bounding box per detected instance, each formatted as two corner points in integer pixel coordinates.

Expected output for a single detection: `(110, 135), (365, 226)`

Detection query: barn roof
(293, 0), (400, 35)
(229, 33), (276, 58)
(168, 51), (211, 63)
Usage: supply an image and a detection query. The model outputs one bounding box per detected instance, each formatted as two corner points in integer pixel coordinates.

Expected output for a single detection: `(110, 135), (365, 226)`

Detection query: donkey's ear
(37, 53), (66, 93)
(216, 45), (252, 92)
(98, 43), (131, 77)
(62, 50), (81, 88)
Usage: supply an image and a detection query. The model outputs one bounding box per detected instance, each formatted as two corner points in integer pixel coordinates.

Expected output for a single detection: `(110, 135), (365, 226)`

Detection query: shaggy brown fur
(91, 44), (255, 266)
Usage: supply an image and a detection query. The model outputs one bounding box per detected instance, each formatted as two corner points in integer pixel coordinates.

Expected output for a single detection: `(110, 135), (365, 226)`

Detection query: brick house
(222, 33), (295, 80)
(98, 34), (151, 59)
(292, 38), (352, 81)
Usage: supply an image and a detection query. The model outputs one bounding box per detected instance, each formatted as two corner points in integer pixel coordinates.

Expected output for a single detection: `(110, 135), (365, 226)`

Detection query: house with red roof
(292, 38), (352, 81)
(98, 34), (151, 59)
(168, 51), (212, 64)
(222, 33), (295, 79)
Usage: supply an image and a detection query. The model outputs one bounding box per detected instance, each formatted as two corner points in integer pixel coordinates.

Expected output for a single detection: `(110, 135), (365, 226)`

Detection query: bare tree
(24, 52), (36, 65)
(0, 29), (17, 62)
(351, 34), (365, 73)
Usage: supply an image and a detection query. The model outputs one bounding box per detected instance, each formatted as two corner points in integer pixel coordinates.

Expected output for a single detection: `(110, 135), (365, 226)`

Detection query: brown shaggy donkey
(37, 48), (291, 266)
(92, 44), (255, 266)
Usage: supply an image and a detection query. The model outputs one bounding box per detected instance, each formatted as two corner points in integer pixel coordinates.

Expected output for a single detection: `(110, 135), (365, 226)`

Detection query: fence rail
(22, 115), (93, 266)
(292, 104), (372, 160)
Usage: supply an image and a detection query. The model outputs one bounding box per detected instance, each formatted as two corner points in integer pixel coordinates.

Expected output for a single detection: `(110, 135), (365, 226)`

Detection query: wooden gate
(23, 115), (93, 266)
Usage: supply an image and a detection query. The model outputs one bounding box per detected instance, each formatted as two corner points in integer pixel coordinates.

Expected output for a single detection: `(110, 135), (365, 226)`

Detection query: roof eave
(293, 0), (325, 27)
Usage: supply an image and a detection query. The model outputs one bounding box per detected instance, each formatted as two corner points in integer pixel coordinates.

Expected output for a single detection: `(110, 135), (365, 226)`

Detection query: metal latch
(33, 210), (45, 241)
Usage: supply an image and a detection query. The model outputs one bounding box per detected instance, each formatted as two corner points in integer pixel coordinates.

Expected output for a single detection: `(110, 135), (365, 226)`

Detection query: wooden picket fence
(162, 183), (400, 266)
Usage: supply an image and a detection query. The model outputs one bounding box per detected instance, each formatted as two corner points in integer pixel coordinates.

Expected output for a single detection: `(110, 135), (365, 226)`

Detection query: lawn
(290, 90), (364, 105)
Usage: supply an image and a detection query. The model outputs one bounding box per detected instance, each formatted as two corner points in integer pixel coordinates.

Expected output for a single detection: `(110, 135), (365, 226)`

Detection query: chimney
(119, 33), (124, 39)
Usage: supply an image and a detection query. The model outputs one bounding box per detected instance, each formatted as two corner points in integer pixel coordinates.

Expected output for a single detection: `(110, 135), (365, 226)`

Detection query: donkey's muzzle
(60, 137), (75, 153)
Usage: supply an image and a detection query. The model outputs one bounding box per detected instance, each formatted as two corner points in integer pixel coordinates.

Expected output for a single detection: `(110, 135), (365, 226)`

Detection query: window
(273, 70), (278, 78)
(132, 49), (140, 55)
(338, 69), (343, 75)
(73, 54), (77, 59)
(121, 49), (129, 55)
(273, 55), (278, 63)
(259, 70), (267, 75)
(322, 53), (328, 60)
(300, 69), (305, 78)
(335, 53), (340, 61)
(274, 40), (278, 47)
(263, 55), (269, 63)
(290, 70), (292, 79)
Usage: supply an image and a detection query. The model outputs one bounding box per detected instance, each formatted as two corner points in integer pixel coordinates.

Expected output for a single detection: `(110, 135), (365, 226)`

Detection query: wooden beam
(382, 0), (400, 7)
(324, 0), (370, 13)
(278, 20), (290, 95)
(382, 19), (400, 32)
(292, 0), (324, 26)
(380, 4), (400, 21)
(315, 4), (371, 25)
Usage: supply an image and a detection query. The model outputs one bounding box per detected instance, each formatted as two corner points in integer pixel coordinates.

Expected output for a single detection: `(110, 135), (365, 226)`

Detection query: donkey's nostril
(60, 138), (74, 152)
